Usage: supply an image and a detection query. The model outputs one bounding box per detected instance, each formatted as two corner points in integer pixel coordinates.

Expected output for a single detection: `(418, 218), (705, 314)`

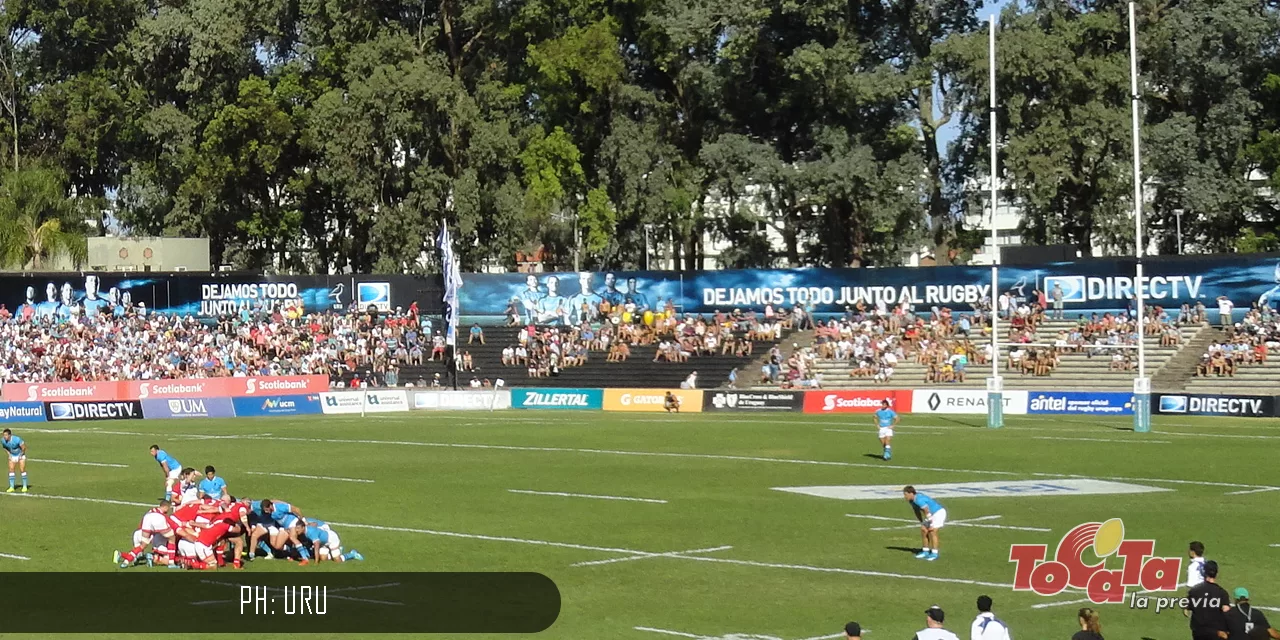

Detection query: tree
(0, 166), (87, 269)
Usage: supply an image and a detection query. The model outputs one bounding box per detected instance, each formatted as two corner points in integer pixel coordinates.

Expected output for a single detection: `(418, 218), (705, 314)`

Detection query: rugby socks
(21, 472), (27, 489)
(342, 551), (360, 561)
(7, 473), (13, 489)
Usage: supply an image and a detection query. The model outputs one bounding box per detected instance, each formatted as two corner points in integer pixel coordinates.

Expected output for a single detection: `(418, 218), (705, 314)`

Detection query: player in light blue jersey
(873, 400), (899, 461)
(262, 499), (311, 563)
(3, 429), (28, 492)
(303, 521), (363, 563)
(150, 445), (182, 494)
(198, 465), (228, 500)
(904, 485), (947, 561)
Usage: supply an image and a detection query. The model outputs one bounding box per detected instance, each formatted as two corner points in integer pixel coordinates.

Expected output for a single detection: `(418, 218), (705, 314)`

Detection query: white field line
(1031, 588), (1171, 610)
(508, 489), (666, 504)
(33, 426), (1280, 493)
(823, 426), (953, 433)
(0, 552), (30, 560)
(245, 471), (374, 484)
(1224, 487), (1280, 496)
(861, 514), (1052, 533)
(1032, 436), (1171, 444)
(173, 433), (273, 440)
(844, 514), (919, 524)
(634, 627), (705, 639)
(572, 546), (733, 568)
(34, 458), (129, 468)
(8, 489), (1018, 591)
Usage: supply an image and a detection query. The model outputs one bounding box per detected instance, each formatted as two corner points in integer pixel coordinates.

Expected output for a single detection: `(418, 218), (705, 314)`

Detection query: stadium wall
(3, 254), (1280, 324)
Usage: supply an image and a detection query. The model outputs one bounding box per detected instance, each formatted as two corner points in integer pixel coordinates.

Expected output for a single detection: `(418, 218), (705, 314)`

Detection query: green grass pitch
(2, 411), (1278, 639)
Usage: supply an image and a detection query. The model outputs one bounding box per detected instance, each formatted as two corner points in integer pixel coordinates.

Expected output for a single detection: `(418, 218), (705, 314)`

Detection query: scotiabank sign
(3, 381), (124, 403)
(803, 390), (913, 414)
(2, 375), (330, 402)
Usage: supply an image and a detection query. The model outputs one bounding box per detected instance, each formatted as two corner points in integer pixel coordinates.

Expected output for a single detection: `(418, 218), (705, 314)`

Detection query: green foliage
(0, 166), (88, 269)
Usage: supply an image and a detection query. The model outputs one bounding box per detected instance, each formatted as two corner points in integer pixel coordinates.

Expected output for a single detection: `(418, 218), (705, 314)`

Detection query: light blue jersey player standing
(149, 445), (182, 494)
(904, 485), (947, 561)
(874, 400), (899, 460)
(3, 429), (28, 492)
(198, 465), (228, 500)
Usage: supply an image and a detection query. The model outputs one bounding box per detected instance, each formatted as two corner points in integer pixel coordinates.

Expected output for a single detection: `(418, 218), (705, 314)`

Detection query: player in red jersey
(190, 520), (243, 570)
(212, 497), (250, 568)
(115, 500), (175, 568)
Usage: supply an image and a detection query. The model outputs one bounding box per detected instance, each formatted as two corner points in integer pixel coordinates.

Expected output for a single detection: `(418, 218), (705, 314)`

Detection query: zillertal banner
(603, 389), (704, 413)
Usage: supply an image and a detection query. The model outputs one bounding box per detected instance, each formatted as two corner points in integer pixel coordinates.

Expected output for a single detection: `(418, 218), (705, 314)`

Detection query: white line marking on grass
(35, 458), (129, 468)
(673, 554), (1016, 588)
(329, 521), (653, 556)
(844, 514), (919, 524)
(1224, 487), (1280, 496)
(1030, 588), (1170, 610)
(509, 489), (666, 504)
(634, 626), (848, 640)
(572, 546), (732, 568)
(245, 471), (374, 484)
(1032, 436), (1171, 444)
(634, 627), (706, 639)
(173, 433), (273, 440)
(0, 552), (30, 560)
(857, 513), (1052, 533)
(0, 491), (151, 508)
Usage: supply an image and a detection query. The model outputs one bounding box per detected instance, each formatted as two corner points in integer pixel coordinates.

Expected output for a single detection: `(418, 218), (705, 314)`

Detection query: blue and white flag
(437, 222), (463, 347)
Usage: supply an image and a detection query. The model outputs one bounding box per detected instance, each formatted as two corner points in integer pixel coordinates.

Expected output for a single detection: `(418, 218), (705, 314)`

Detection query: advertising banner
(129, 379), (234, 400)
(413, 390), (513, 411)
(457, 255), (1280, 323)
(320, 390), (410, 414)
(0, 274), (442, 320)
(703, 390), (803, 412)
(231, 394), (322, 417)
(1153, 393), (1276, 418)
(230, 376), (331, 398)
(3, 381), (124, 403)
(911, 389), (1030, 415)
(511, 388), (604, 410)
(46, 400), (143, 421)
(1027, 392), (1134, 415)
(602, 389), (704, 413)
(801, 390), (914, 414)
(0, 402), (46, 423)
(141, 398), (237, 419)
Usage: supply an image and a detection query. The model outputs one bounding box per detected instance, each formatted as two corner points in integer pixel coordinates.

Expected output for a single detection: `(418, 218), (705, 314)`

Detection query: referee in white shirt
(970, 595), (1011, 640)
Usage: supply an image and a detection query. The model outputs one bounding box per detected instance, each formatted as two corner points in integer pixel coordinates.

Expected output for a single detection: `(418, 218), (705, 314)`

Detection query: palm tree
(0, 166), (87, 270)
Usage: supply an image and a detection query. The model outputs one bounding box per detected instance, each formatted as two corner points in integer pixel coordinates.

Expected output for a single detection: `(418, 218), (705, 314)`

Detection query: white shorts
(926, 508), (948, 529)
(8, 453), (24, 464)
(167, 467), (182, 482)
(878, 427), (894, 439)
(324, 531), (342, 552)
(177, 539), (197, 557)
(133, 530), (169, 549)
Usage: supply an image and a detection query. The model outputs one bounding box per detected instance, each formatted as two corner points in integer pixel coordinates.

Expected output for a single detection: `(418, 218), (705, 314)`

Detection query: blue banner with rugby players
(1027, 392), (1135, 415)
(511, 388), (604, 410)
(231, 394), (322, 417)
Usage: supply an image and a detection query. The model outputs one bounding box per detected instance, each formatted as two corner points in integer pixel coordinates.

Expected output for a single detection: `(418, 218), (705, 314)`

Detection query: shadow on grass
(885, 546), (922, 555)
(862, 453), (888, 461)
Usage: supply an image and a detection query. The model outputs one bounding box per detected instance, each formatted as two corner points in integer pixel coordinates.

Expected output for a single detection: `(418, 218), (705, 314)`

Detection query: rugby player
(304, 518), (363, 563)
(198, 465), (228, 500)
(2, 428), (27, 492)
(150, 445), (183, 494)
(873, 400), (898, 461)
(115, 500), (175, 568)
(904, 485), (946, 561)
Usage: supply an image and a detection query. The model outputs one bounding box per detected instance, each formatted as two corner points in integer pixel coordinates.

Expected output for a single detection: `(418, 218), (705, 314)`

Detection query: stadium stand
(1185, 307), (1280, 394)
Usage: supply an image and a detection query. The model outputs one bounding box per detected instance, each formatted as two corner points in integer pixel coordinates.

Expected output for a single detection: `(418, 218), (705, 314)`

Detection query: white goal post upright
(1129, 2), (1152, 433)
(986, 14), (1004, 429)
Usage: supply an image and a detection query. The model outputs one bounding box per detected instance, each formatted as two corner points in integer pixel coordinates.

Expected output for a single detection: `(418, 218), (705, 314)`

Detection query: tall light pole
(986, 13), (1004, 429)
(1129, 2), (1152, 433)
(644, 224), (652, 270)
(1175, 210), (1183, 254)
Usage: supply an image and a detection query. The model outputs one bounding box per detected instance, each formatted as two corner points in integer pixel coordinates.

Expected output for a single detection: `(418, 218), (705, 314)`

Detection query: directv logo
(50, 403), (74, 420)
(1158, 395), (1188, 413)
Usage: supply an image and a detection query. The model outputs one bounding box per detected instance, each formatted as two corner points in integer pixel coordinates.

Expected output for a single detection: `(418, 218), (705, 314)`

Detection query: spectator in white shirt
(916, 605), (960, 640)
(970, 595), (1011, 640)
(1187, 540), (1206, 588)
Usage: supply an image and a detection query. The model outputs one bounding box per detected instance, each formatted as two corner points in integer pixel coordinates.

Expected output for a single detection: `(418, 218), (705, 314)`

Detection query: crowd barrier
(0, 380), (1274, 420)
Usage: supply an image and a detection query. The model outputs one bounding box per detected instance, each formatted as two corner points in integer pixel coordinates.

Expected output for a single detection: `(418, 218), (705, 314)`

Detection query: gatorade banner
(602, 389), (704, 413)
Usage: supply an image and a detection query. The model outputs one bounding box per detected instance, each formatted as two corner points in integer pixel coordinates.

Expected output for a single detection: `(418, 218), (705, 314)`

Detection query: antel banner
(413, 390), (513, 411)
(511, 388), (604, 410)
(910, 389), (1030, 415)
(46, 400), (143, 421)
(1027, 392), (1134, 415)
(0, 402), (47, 422)
(320, 391), (410, 414)
(4, 381), (124, 403)
(141, 397), (237, 419)
(703, 391), (803, 412)
(602, 389), (704, 413)
(1154, 393), (1276, 418)
(802, 390), (913, 414)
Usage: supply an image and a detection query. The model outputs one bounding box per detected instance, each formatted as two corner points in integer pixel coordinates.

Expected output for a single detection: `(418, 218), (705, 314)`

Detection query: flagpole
(1129, 2), (1152, 433)
(986, 13), (1004, 429)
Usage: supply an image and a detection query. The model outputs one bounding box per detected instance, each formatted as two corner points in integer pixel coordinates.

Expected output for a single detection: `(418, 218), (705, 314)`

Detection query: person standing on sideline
(1226, 587), (1280, 640)
(1073, 608), (1104, 640)
(1187, 541), (1207, 588)
(2, 429), (28, 493)
(914, 606), (960, 640)
(971, 595), (1011, 640)
(1185, 560), (1231, 640)
(843, 622), (863, 639)
(874, 400), (898, 460)
(904, 485), (946, 561)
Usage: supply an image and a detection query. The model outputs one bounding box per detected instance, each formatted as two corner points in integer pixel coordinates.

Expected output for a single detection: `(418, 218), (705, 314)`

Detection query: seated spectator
(469, 324), (485, 344)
